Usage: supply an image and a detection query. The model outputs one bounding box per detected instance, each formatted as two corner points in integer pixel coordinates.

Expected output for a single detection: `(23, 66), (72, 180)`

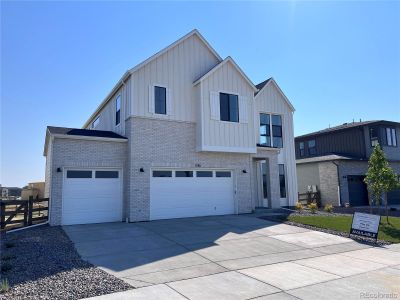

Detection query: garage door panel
(62, 169), (122, 225)
(150, 170), (234, 220)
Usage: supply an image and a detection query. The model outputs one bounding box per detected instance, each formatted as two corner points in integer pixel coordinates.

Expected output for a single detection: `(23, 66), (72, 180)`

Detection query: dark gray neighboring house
(295, 120), (400, 207)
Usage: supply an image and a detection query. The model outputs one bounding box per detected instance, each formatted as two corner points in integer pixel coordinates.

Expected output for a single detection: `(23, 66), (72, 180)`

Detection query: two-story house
(43, 30), (298, 225)
(295, 120), (400, 207)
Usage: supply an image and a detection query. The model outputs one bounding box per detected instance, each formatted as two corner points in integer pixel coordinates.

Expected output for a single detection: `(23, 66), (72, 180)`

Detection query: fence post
(28, 196), (33, 226)
(1, 202), (5, 230)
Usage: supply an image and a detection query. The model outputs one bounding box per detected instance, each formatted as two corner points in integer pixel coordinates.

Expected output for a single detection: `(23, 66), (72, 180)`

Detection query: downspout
(332, 161), (341, 206)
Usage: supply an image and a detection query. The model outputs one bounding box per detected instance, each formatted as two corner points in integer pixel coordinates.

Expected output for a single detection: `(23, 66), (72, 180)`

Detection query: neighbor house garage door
(150, 169), (235, 220)
(62, 169), (122, 225)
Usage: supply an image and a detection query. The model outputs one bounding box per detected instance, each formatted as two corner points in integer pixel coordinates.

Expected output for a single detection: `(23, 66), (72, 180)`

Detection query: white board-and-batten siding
(86, 78), (132, 137)
(255, 82), (298, 206)
(130, 34), (220, 122)
(198, 60), (256, 153)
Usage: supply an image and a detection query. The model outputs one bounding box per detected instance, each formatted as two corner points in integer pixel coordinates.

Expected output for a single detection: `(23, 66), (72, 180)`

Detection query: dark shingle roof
(295, 120), (399, 139)
(47, 126), (127, 139)
(255, 78), (272, 95)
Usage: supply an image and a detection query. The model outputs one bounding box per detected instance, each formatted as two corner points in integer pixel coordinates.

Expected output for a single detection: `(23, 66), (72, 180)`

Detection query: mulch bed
(0, 225), (131, 300)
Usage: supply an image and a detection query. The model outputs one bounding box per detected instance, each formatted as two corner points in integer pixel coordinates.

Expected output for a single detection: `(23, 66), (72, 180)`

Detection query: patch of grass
(288, 215), (400, 243)
(0, 278), (9, 293)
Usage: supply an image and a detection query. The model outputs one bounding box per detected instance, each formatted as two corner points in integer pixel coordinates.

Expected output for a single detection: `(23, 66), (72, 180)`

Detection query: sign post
(350, 212), (381, 241)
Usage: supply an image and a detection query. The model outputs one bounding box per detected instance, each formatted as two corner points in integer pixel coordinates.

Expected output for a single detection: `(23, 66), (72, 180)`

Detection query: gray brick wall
(318, 162), (339, 206)
(127, 117), (254, 222)
(48, 138), (127, 225)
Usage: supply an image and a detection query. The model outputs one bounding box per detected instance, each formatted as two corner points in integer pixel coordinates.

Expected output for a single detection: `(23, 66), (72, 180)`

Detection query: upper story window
(220, 93), (239, 122)
(308, 140), (316, 155)
(155, 86), (167, 115)
(259, 113), (283, 148)
(92, 116), (100, 129)
(386, 127), (397, 147)
(115, 95), (121, 126)
(370, 127), (379, 147)
(272, 115), (283, 148)
(259, 113), (271, 147)
(299, 142), (305, 157)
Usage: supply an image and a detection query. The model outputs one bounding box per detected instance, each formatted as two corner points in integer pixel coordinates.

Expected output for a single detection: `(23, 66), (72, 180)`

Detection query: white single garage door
(62, 169), (122, 225)
(150, 169), (235, 220)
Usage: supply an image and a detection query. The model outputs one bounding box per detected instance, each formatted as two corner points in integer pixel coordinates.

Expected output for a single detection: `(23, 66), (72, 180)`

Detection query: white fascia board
(52, 134), (128, 143)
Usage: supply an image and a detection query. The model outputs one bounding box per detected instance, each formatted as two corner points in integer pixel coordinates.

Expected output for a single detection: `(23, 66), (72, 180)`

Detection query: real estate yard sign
(350, 212), (381, 240)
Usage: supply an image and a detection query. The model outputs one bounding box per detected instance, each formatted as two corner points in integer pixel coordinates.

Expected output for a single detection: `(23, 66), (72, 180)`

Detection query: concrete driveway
(63, 214), (400, 300)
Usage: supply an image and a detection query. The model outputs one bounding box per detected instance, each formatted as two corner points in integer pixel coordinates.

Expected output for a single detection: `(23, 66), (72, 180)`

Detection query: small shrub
(308, 203), (318, 214)
(324, 204), (334, 213)
(4, 242), (14, 249)
(0, 278), (9, 293)
(1, 262), (12, 272)
(295, 202), (304, 212)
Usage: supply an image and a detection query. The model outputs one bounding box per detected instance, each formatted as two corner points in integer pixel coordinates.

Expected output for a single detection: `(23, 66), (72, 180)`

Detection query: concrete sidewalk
(63, 215), (400, 300)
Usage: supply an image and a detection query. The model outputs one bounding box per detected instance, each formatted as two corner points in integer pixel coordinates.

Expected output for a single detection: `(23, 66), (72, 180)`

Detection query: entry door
(347, 175), (369, 206)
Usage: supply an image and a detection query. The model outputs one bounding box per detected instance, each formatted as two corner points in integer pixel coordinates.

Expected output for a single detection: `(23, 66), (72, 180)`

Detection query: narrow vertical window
(259, 113), (271, 147)
(115, 95), (121, 126)
(392, 128), (397, 146)
(308, 140), (316, 155)
(262, 162), (268, 198)
(370, 127), (379, 147)
(92, 116), (100, 129)
(154, 86), (167, 115)
(272, 115), (283, 148)
(386, 128), (393, 146)
(279, 164), (286, 198)
(299, 142), (305, 157)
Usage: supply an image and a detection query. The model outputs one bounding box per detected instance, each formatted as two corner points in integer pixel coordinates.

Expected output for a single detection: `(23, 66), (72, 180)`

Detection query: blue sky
(1, 1), (399, 187)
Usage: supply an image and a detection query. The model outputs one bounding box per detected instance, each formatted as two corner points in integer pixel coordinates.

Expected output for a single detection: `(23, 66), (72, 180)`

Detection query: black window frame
(95, 170), (119, 179)
(152, 170), (172, 177)
(279, 164), (286, 198)
(369, 126), (379, 147)
(219, 93), (239, 122)
(308, 139), (316, 155)
(385, 127), (397, 147)
(196, 171), (213, 177)
(154, 86), (167, 115)
(271, 115), (283, 148)
(262, 162), (268, 199)
(299, 142), (305, 157)
(67, 170), (92, 179)
(175, 171), (193, 178)
(115, 95), (121, 126)
(216, 171), (231, 178)
(259, 113), (271, 147)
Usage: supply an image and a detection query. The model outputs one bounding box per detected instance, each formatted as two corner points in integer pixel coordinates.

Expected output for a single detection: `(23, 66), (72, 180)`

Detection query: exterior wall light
(140, 168), (144, 173)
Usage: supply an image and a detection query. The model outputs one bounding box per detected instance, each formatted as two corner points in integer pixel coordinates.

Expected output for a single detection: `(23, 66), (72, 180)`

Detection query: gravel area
(0, 225), (131, 300)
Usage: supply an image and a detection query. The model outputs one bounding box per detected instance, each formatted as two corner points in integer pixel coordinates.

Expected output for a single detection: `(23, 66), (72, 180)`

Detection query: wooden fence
(298, 192), (321, 207)
(0, 198), (49, 231)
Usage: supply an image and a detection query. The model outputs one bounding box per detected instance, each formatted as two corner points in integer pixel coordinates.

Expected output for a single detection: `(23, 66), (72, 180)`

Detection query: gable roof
(295, 120), (400, 139)
(83, 29), (222, 129)
(193, 56), (258, 92)
(254, 77), (295, 111)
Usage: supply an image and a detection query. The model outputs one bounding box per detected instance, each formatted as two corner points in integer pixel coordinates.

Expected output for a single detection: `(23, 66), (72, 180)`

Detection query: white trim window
(259, 113), (283, 148)
(219, 92), (239, 122)
(149, 84), (172, 115)
(386, 127), (397, 147)
(92, 116), (100, 129)
(115, 95), (121, 126)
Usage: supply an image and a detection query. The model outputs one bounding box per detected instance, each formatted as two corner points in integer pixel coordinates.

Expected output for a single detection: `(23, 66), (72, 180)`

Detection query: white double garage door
(62, 168), (235, 225)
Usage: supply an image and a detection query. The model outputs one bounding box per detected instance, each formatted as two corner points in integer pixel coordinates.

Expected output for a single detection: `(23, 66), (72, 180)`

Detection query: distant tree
(364, 144), (400, 222)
